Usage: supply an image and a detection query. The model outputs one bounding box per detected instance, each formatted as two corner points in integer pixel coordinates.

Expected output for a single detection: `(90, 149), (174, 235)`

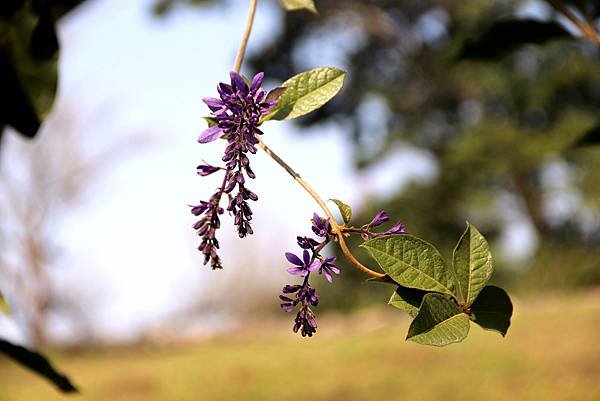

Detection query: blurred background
(1, 0), (599, 400)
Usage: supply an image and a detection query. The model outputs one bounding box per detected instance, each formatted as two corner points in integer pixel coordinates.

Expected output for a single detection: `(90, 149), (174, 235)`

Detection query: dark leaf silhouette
(31, 6), (59, 60)
(573, 123), (600, 147)
(0, 47), (41, 138)
(457, 19), (570, 60)
(0, 338), (78, 393)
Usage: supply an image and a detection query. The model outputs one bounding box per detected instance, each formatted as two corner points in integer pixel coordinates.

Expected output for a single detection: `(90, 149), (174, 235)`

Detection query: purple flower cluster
(192, 71), (276, 267)
(278, 210), (406, 335)
(279, 213), (340, 337)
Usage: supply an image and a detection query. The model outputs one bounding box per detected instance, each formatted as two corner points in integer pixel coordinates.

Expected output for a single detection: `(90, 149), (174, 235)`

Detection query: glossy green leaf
(263, 67), (345, 121)
(0, 339), (78, 393)
(407, 293), (470, 346)
(279, 0), (317, 13)
(388, 285), (427, 318)
(470, 286), (513, 337)
(452, 223), (493, 306)
(362, 235), (454, 296)
(330, 199), (352, 224)
(0, 292), (9, 315)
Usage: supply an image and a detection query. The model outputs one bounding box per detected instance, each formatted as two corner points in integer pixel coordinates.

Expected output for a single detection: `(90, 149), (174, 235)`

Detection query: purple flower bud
(282, 285), (302, 294)
(380, 221), (407, 236)
(293, 307), (317, 337)
(297, 236), (319, 249)
(311, 213), (331, 238)
(279, 295), (297, 313)
(369, 209), (390, 227)
(297, 286), (319, 307)
(196, 164), (221, 177)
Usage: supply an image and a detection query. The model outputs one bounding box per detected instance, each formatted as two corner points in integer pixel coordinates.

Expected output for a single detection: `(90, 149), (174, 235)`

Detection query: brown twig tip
(545, 0), (600, 47)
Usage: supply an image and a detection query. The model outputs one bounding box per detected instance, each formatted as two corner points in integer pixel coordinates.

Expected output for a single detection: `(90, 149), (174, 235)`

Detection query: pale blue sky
(0, 0), (441, 343)
(1, 0), (543, 344)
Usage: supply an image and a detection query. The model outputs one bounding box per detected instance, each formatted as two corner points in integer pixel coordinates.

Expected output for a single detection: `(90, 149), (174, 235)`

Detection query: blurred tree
(0, 107), (142, 347)
(244, 0), (600, 305)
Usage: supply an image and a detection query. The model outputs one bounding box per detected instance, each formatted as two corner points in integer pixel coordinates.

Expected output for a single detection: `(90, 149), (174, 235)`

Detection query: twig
(233, 0), (258, 73)
(231, 0), (394, 283)
(546, 0), (600, 47)
(255, 136), (392, 282)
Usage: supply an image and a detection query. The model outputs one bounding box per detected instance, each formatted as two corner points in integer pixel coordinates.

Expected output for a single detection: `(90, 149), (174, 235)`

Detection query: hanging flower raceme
(192, 71), (277, 267)
(279, 213), (340, 337)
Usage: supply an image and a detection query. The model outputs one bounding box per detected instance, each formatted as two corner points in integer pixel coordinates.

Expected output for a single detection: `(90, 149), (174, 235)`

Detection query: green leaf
(203, 116), (218, 127)
(470, 286), (513, 337)
(361, 235), (455, 296)
(330, 199), (352, 224)
(0, 292), (9, 315)
(388, 286), (427, 318)
(452, 223), (493, 306)
(0, 339), (78, 393)
(1, 6), (59, 138)
(278, 0), (317, 13)
(263, 67), (345, 121)
(407, 293), (470, 346)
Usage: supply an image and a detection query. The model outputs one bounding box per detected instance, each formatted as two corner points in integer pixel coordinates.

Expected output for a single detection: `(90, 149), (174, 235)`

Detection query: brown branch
(546, 0), (600, 47)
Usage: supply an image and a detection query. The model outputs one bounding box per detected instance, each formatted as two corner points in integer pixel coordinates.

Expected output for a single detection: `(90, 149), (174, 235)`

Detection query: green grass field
(1, 291), (599, 401)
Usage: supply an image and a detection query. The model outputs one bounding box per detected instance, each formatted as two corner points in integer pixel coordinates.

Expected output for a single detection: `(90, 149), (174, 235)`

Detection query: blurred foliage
(0, 0), (86, 391)
(0, 0), (85, 145)
(244, 0), (600, 304)
(151, 0), (215, 16)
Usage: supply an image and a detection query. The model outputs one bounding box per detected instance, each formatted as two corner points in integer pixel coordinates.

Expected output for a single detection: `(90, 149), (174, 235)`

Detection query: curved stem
(233, 0), (259, 73)
(255, 136), (392, 282)
(230, 0), (391, 282)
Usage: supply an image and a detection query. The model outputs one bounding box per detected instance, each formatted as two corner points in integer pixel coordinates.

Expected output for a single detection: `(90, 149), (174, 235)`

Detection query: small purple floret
(380, 221), (407, 236)
(196, 164), (221, 176)
(286, 250), (319, 276)
(318, 256), (340, 283)
(369, 209), (390, 227)
(311, 213), (331, 238)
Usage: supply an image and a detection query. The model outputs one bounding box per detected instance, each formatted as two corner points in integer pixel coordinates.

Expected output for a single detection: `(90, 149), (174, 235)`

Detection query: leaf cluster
(362, 224), (512, 346)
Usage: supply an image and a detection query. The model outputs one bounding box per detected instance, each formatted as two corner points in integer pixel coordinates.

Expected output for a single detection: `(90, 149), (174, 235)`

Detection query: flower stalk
(228, 0), (393, 283)
(233, 0), (258, 73)
(254, 136), (393, 282)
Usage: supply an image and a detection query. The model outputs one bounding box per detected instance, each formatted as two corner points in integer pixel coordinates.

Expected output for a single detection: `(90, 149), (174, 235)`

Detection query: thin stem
(233, 0), (259, 73)
(545, 0), (600, 47)
(255, 136), (393, 282)
(230, 0), (392, 282)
